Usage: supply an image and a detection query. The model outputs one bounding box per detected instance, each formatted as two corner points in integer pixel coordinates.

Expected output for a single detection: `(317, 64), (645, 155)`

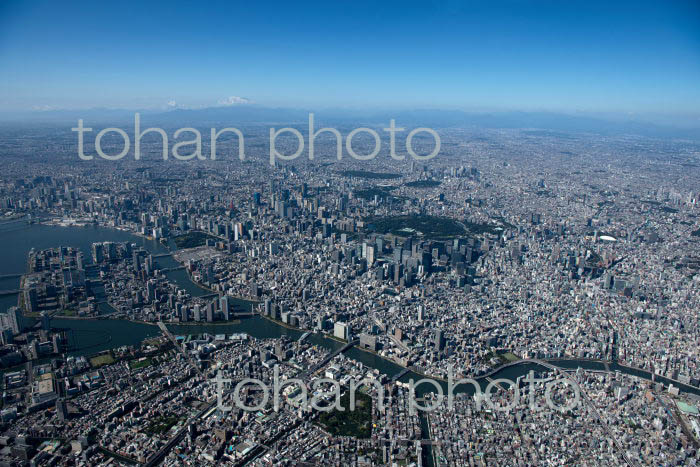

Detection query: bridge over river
(0, 273), (23, 280)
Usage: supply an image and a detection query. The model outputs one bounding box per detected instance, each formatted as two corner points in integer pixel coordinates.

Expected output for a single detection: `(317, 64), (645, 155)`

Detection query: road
(157, 321), (207, 379)
(523, 358), (638, 467)
(298, 339), (358, 379)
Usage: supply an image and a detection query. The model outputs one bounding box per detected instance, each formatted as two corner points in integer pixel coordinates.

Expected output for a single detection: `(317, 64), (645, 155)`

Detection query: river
(1, 221), (698, 400)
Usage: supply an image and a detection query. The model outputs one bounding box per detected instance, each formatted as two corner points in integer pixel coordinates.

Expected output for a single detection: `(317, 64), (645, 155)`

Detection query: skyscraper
(56, 398), (68, 421)
(8, 307), (22, 334)
(220, 295), (230, 321)
(366, 245), (375, 266)
(334, 322), (350, 341)
(434, 329), (445, 351)
(92, 242), (104, 263)
(41, 311), (50, 331)
(24, 288), (38, 314)
(206, 301), (215, 322)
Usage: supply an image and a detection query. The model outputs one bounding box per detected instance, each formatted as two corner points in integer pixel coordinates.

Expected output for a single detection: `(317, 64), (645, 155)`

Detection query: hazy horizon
(1, 0), (699, 117)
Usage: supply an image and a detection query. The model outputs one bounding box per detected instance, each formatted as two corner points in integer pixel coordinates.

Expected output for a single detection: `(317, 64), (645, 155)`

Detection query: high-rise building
(105, 242), (118, 261)
(1, 329), (14, 345)
(393, 263), (403, 284)
(24, 288), (38, 313)
(91, 242), (104, 263)
(275, 341), (286, 360)
(132, 251), (141, 273)
(206, 302), (215, 322)
(146, 281), (156, 302)
(359, 333), (377, 351)
(421, 251), (432, 272)
(52, 334), (62, 354)
(434, 329), (445, 351)
(40, 311), (50, 331)
(220, 295), (230, 321)
(334, 322), (350, 341)
(604, 274), (614, 290)
(366, 245), (375, 266)
(56, 398), (68, 421)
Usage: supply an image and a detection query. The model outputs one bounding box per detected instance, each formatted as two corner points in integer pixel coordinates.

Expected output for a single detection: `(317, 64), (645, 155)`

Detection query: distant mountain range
(2, 105), (699, 140)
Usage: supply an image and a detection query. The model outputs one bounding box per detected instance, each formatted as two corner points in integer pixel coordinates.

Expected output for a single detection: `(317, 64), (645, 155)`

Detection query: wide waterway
(1, 221), (698, 399)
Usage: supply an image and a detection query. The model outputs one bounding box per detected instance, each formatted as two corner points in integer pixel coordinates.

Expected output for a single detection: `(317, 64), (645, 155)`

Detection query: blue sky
(0, 0), (699, 115)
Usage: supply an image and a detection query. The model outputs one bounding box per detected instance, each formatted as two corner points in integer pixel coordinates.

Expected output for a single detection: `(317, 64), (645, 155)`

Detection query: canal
(2, 223), (699, 401)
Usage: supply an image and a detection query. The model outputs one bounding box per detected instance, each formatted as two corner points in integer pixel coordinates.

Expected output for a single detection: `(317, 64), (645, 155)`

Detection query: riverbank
(7, 313), (700, 398)
(171, 256), (258, 307)
(260, 314), (302, 331)
(259, 314), (450, 383)
(167, 319), (242, 326)
(3, 223), (699, 399)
